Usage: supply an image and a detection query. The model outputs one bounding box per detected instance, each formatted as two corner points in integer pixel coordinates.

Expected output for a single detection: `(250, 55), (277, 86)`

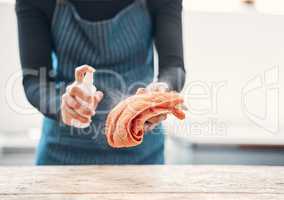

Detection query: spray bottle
(72, 70), (97, 129)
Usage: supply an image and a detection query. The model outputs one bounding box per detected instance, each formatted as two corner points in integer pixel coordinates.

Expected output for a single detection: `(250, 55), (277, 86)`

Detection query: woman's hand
(136, 82), (169, 132)
(61, 65), (104, 127)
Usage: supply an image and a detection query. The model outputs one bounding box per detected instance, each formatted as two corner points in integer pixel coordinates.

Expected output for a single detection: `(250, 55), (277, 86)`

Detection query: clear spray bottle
(72, 70), (97, 129)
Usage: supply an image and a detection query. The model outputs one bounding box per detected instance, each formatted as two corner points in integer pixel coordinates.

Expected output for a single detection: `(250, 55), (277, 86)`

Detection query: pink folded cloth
(105, 91), (185, 148)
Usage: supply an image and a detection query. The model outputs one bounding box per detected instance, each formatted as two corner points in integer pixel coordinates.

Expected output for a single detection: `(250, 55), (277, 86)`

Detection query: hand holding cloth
(105, 91), (185, 148)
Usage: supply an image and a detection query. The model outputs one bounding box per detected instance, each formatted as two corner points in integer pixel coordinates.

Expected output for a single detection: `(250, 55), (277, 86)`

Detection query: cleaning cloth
(105, 91), (186, 148)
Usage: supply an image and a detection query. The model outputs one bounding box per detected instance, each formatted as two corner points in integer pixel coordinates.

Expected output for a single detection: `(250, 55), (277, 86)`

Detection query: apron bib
(36, 0), (165, 165)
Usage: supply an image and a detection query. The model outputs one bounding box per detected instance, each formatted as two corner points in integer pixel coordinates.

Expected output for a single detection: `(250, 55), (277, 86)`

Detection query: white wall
(0, 4), (42, 133)
(177, 11), (284, 144)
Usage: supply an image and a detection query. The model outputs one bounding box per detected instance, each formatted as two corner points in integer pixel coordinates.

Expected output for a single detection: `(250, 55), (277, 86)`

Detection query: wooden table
(0, 165), (284, 199)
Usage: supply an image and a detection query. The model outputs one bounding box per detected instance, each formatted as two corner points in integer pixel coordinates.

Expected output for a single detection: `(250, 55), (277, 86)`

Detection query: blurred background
(0, 0), (283, 165)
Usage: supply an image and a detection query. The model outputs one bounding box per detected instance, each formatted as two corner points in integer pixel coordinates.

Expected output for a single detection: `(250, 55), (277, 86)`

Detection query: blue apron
(36, 0), (165, 165)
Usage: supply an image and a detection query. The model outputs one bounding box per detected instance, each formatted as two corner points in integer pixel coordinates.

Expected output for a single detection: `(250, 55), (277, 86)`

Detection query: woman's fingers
(62, 94), (80, 110)
(136, 82), (169, 96)
(144, 114), (167, 132)
(62, 88), (104, 122)
(68, 85), (93, 104)
(136, 88), (146, 95)
(61, 101), (91, 125)
(66, 105), (91, 124)
(75, 65), (95, 82)
(66, 94), (94, 116)
(146, 82), (169, 93)
(144, 122), (154, 132)
(147, 114), (167, 124)
(61, 91), (97, 127)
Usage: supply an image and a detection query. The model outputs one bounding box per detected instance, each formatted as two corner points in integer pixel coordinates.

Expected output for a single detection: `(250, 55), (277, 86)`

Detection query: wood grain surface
(0, 165), (284, 199)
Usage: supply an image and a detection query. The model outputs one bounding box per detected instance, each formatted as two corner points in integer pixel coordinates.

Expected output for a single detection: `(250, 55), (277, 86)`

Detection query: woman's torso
(35, 0), (165, 165)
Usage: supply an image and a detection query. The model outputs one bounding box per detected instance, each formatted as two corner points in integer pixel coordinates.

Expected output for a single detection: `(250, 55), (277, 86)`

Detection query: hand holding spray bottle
(71, 68), (97, 128)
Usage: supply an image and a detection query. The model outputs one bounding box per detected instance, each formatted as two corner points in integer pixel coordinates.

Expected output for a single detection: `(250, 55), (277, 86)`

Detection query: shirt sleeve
(148, 0), (186, 92)
(15, 0), (64, 120)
